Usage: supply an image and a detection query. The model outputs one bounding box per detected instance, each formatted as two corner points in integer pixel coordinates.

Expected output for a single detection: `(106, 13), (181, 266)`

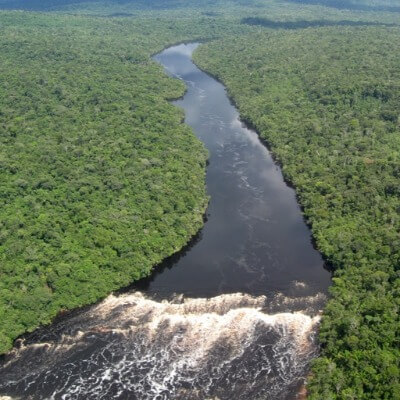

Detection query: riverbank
(194, 28), (400, 399)
(0, 42), (331, 400)
(0, 11), (212, 355)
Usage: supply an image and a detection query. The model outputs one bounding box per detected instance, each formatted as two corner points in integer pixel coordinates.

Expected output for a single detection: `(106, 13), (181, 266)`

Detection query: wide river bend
(0, 43), (331, 400)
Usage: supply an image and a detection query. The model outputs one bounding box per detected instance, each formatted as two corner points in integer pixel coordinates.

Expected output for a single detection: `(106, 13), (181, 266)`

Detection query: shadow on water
(242, 17), (399, 29)
(0, 228), (207, 358)
(0, 42), (333, 400)
(121, 217), (207, 297)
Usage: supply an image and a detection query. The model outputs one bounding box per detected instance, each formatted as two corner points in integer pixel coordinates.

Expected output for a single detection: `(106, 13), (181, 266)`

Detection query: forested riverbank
(1, 1), (400, 398)
(194, 26), (400, 398)
(0, 12), (224, 354)
(0, 44), (331, 399)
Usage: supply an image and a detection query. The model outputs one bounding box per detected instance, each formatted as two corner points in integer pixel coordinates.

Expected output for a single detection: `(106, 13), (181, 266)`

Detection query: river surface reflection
(0, 43), (331, 400)
(144, 43), (331, 300)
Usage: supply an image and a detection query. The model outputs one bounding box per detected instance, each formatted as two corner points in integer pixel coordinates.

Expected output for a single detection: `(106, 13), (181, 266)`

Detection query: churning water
(0, 44), (331, 400)
(0, 293), (323, 400)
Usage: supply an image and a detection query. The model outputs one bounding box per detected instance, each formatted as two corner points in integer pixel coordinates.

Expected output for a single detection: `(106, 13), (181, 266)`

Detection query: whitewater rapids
(0, 292), (323, 400)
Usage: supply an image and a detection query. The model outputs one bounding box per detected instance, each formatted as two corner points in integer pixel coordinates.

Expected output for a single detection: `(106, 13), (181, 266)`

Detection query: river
(0, 43), (331, 400)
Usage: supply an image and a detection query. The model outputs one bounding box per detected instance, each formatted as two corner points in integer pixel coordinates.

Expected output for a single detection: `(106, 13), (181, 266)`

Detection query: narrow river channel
(0, 43), (331, 400)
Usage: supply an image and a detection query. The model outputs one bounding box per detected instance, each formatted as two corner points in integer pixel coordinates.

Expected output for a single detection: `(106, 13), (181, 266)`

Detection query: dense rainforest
(1, 0), (400, 398)
(0, 1), (263, 357)
(194, 26), (400, 399)
(0, 11), (223, 354)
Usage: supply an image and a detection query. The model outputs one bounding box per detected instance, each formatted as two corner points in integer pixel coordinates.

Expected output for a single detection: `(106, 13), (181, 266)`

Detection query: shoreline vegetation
(0, 1), (400, 398)
(0, 11), (220, 354)
(194, 26), (400, 399)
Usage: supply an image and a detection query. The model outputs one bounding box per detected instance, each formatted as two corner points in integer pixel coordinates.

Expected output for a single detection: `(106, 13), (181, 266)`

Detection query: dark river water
(0, 43), (331, 400)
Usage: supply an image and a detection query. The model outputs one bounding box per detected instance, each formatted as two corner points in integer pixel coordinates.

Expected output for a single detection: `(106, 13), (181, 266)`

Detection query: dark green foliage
(1, 1), (400, 396)
(194, 26), (400, 398)
(0, 11), (215, 354)
(242, 17), (398, 29)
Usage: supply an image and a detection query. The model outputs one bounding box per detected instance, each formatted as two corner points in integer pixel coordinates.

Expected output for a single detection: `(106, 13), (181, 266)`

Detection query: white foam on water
(0, 292), (321, 400)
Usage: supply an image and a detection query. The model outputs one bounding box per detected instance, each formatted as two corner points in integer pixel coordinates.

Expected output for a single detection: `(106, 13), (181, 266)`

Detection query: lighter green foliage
(0, 12), (216, 354)
(195, 26), (400, 399)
